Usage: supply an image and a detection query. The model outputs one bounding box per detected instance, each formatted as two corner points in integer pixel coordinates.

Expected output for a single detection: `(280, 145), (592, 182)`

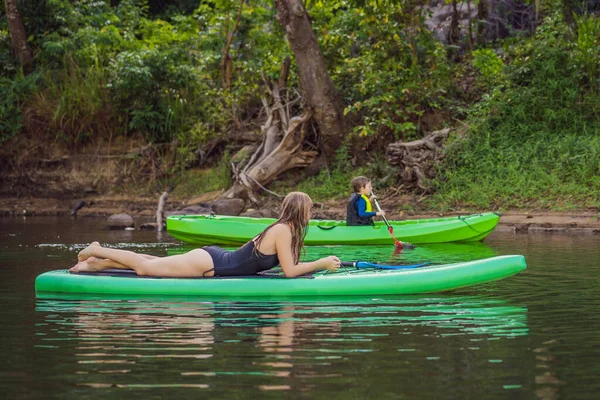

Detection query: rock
(187, 190), (224, 205)
(166, 205), (213, 216)
(514, 223), (530, 233)
(423, 0), (534, 45)
(138, 209), (154, 217)
(140, 222), (158, 230)
(211, 198), (246, 216)
(106, 213), (134, 229)
(423, 3), (478, 44)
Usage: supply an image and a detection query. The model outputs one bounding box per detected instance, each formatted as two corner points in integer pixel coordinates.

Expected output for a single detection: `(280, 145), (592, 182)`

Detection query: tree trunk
(220, 1), (344, 203)
(221, 0), (244, 90)
(447, 0), (461, 45)
(477, 0), (490, 45)
(4, 0), (33, 75)
(274, 0), (346, 157)
(466, 0), (474, 51)
(222, 60), (319, 201)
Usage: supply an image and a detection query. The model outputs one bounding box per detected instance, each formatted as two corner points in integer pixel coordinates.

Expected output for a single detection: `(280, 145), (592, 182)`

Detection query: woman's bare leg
(78, 242), (159, 262)
(76, 243), (214, 277)
(78, 241), (101, 261)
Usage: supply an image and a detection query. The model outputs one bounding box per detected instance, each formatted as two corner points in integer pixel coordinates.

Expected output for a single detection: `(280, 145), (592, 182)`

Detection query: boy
(346, 176), (385, 226)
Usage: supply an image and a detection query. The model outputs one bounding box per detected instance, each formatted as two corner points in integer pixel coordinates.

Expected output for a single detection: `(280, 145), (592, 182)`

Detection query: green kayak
(166, 212), (501, 246)
(35, 255), (525, 298)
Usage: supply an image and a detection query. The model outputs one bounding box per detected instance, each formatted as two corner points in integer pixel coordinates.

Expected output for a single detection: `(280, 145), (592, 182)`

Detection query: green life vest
(360, 194), (373, 212)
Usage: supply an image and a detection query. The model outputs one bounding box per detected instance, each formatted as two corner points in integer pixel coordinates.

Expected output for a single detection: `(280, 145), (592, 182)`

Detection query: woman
(70, 192), (341, 278)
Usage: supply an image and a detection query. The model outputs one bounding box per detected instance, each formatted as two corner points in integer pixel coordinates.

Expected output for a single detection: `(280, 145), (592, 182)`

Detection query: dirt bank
(2, 195), (600, 235)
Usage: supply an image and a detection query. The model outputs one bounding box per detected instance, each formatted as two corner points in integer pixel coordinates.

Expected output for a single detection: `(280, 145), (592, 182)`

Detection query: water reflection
(533, 338), (567, 400)
(34, 296), (528, 393)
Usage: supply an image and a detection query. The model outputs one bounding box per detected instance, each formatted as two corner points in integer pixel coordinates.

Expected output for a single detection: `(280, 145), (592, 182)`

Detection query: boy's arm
(357, 197), (377, 218)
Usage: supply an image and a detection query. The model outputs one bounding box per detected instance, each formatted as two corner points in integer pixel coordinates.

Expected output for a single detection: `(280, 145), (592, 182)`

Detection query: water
(1, 216), (599, 399)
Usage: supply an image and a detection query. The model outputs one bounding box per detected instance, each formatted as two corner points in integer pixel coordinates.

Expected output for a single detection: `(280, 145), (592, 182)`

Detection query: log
(222, 110), (318, 201)
(156, 191), (168, 232)
(386, 129), (450, 192)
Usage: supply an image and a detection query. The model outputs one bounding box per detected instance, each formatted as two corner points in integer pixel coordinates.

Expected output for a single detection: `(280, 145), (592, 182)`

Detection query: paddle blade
(388, 226), (403, 249)
(400, 242), (415, 250)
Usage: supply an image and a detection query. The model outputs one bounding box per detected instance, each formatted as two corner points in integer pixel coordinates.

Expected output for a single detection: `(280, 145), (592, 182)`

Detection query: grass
(425, 14), (600, 212)
(271, 168), (363, 203)
(171, 164), (232, 199)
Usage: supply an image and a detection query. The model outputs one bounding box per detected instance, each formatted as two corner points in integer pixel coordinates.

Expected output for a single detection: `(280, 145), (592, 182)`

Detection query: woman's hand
(320, 256), (341, 271)
(376, 210), (386, 217)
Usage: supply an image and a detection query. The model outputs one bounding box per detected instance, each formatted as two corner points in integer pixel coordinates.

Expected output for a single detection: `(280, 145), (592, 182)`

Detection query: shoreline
(1, 196), (600, 235)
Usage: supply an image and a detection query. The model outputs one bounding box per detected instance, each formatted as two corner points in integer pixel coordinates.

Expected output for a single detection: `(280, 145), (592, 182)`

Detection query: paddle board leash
(371, 192), (414, 250)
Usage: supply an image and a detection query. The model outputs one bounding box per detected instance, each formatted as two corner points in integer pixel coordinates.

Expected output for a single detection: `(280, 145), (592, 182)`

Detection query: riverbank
(1, 195), (600, 234)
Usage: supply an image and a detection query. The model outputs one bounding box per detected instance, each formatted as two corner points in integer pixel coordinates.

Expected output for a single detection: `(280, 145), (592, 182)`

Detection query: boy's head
(351, 176), (372, 194)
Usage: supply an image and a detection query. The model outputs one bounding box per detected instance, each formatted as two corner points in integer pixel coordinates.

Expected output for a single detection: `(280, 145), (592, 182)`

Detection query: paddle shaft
(371, 192), (404, 249)
(340, 261), (429, 269)
(372, 196), (392, 230)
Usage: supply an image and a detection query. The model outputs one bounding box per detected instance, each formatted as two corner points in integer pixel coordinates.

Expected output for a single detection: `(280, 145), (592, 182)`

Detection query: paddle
(341, 261), (429, 270)
(371, 192), (413, 249)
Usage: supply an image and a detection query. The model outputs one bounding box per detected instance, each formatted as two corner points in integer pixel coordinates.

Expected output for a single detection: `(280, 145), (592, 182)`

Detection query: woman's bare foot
(69, 257), (102, 273)
(69, 257), (131, 274)
(78, 241), (101, 262)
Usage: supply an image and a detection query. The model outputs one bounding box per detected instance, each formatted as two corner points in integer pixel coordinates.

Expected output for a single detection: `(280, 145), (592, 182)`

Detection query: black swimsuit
(202, 241), (280, 276)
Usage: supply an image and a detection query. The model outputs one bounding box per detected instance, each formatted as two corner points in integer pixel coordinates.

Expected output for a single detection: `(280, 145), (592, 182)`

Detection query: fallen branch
(387, 128), (451, 192)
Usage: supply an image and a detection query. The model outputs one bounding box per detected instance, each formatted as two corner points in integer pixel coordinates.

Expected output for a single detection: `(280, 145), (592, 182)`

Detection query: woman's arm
(273, 224), (340, 278)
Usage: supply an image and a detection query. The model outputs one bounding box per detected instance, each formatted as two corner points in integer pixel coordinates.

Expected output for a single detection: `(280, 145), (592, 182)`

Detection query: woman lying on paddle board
(70, 192), (341, 278)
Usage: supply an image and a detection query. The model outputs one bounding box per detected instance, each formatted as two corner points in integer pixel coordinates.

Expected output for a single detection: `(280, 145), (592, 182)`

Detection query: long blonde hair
(254, 192), (312, 263)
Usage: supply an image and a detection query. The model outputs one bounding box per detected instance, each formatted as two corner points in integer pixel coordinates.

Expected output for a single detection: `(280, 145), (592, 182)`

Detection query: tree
(4, 0), (34, 74)
(221, 0), (346, 201)
(274, 0), (346, 156)
(221, 0), (245, 90)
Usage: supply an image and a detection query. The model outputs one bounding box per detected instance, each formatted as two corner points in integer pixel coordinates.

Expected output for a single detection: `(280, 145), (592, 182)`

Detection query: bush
(431, 12), (600, 210)
(0, 73), (39, 145)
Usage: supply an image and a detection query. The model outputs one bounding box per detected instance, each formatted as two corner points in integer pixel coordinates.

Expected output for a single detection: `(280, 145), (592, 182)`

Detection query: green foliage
(472, 48), (504, 86)
(3, 0), (600, 208)
(0, 73), (39, 145)
(308, 1), (455, 140)
(430, 12), (600, 210)
(573, 12), (600, 91)
(0, 29), (18, 75)
(4, 0), (455, 152)
(27, 61), (112, 145)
